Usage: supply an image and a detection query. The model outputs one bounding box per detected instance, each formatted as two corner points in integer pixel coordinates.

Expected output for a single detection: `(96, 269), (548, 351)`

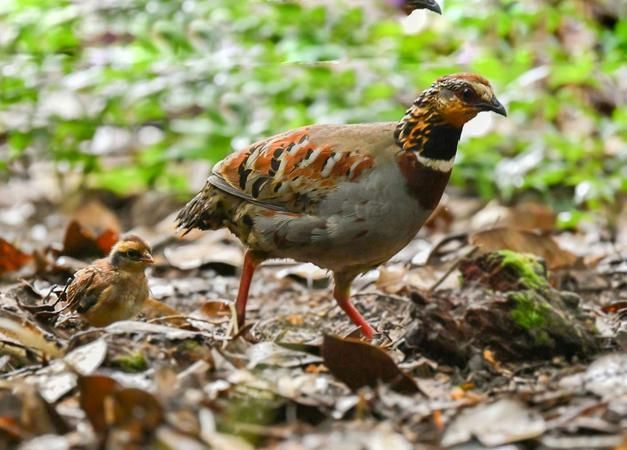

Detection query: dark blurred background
(0, 0), (625, 228)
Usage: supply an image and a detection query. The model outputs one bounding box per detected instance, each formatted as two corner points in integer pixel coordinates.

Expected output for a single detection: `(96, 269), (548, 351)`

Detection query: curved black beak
(405, 0), (442, 15)
(480, 96), (507, 117)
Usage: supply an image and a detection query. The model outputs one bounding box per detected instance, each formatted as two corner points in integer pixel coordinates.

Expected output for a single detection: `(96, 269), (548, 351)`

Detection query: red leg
(333, 273), (376, 339)
(236, 250), (263, 327)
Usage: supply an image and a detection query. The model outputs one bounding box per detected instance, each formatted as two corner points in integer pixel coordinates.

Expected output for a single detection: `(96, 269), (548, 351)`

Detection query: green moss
(509, 291), (552, 346)
(181, 339), (200, 350)
(113, 351), (148, 372)
(493, 250), (547, 290)
(510, 291), (546, 328)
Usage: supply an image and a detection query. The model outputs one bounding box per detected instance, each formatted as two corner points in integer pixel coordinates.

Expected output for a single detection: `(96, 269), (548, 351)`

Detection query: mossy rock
(459, 249), (548, 291)
(403, 251), (598, 365)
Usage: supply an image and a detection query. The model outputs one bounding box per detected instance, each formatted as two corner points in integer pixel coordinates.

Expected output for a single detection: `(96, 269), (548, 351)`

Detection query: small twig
(425, 232), (469, 265)
(226, 422), (293, 440)
(50, 280), (73, 311)
(429, 246), (478, 293)
(0, 339), (44, 355)
(352, 291), (410, 303)
(65, 328), (105, 352)
(146, 314), (191, 324)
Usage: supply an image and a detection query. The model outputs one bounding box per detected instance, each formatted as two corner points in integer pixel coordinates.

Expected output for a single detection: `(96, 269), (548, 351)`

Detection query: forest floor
(0, 167), (625, 450)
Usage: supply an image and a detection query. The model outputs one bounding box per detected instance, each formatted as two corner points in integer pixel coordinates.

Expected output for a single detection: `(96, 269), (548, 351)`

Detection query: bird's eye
(126, 249), (141, 259)
(462, 88), (475, 101)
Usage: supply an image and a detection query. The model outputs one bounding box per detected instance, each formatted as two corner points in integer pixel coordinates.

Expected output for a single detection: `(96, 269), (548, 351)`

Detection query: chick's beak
(140, 253), (154, 264)
(481, 96), (507, 117)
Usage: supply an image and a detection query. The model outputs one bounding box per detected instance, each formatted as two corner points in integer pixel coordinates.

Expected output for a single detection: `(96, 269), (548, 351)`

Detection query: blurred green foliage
(0, 0), (625, 224)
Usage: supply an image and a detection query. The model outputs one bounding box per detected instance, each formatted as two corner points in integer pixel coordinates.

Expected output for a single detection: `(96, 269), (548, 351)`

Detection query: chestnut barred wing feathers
(176, 125), (380, 233)
(208, 174), (294, 212)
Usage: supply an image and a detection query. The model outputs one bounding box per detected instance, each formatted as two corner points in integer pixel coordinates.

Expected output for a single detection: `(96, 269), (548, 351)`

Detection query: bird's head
(427, 73), (507, 127)
(395, 73), (506, 167)
(402, 0), (442, 15)
(109, 235), (154, 272)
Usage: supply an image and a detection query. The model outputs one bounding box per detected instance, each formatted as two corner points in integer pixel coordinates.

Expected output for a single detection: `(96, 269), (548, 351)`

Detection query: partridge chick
(64, 235), (153, 327)
(177, 73), (506, 338)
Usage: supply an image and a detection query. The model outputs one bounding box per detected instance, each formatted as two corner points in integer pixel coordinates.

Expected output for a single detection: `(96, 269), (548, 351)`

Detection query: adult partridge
(177, 73), (506, 338)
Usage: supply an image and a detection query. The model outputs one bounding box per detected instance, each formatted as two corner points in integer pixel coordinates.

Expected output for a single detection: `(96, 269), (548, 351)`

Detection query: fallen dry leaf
(321, 334), (419, 395)
(164, 230), (243, 271)
(0, 415), (24, 442)
(584, 353), (627, 398)
(471, 201), (556, 232)
(376, 265), (406, 294)
(602, 302), (627, 315)
(0, 238), (32, 274)
(64, 339), (108, 375)
(0, 386), (69, 445)
(105, 320), (203, 340)
(78, 375), (120, 433)
(423, 201), (455, 233)
(62, 220), (119, 258)
(246, 342), (322, 369)
(14, 384), (70, 436)
(442, 398), (546, 447)
(110, 388), (163, 430)
(197, 300), (232, 319)
(141, 297), (189, 327)
(0, 310), (63, 358)
(510, 202), (557, 231)
(470, 227), (578, 269)
(274, 262), (330, 289)
(71, 200), (121, 235)
(79, 373), (163, 438)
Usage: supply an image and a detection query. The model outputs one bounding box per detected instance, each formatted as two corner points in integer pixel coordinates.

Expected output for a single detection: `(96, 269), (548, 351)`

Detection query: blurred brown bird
(64, 235), (153, 327)
(387, 0), (442, 15)
(177, 73), (506, 339)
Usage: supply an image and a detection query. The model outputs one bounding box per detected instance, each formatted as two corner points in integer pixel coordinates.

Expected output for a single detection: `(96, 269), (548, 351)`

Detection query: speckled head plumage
(431, 73), (507, 126)
(395, 73), (506, 170)
(109, 234), (153, 270)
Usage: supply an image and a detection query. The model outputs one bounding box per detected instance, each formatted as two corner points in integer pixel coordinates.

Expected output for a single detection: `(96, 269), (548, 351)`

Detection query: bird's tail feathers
(175, 188), (224, 234)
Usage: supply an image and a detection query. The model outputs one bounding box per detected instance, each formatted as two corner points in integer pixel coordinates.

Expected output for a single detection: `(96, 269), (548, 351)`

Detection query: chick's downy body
(177, 73), (506, 338)
(65, 235), (153, 327)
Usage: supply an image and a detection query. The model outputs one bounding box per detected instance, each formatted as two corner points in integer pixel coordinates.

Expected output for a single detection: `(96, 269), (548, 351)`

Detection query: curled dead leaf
(442, 398), (546, 447)
(0, 310), (63, 358)
(470, 227), (578, 270)
(321, 334), (419, 395)
(197, 300), (232, 319)
(14, 384), (70, 436)
(0, 238), (32, 274)
(472, 201), (556, 232)
(424, 202), (454, 233)
(110, 388), (163, 430)
(602, 302), (627, 315)
(70, 199), (121, 235)
(62, 220), (119, 258)
(78, 375), (120, 433)
(164, 232), (242, 271)
(78, 375), (163, 435)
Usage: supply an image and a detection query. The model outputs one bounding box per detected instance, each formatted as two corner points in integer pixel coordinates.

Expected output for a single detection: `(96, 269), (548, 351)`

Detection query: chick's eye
(126, 250), (140, 258)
